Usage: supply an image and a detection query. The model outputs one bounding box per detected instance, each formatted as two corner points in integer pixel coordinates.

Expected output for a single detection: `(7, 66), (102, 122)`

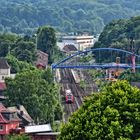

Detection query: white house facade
(0, 58), (10, 82)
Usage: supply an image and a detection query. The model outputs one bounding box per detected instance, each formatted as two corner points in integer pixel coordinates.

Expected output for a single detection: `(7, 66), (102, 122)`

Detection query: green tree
(59, 80), (140, 140)
(0, 33), (18, 57)
(1, 0), (140, 34)
(0, 41), (10, 57)
(119, 69), (140, 82)
(7, 134), (31, 140)
(11, 40), (36, 63)
(6, 54), (35, 73)
(5, 69), (62, 123)
(37, 26), (57, 64)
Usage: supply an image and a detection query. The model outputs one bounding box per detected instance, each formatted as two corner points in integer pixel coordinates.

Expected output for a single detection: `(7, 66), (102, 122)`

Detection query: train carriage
(65, 89), (74, 103)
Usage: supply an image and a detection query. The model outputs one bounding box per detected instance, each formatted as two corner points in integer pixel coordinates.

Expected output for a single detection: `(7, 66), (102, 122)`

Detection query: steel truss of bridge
(52, 48), (140, 69)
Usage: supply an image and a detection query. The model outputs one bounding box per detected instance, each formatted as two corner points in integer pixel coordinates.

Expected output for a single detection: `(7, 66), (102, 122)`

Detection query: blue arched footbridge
(52, 48), (140, 69)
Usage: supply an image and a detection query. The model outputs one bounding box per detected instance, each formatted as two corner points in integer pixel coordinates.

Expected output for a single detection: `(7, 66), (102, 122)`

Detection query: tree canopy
(1, 0), (140, 35)
(59, 80), (140, 140)
(0, 27), (63, 67)
(7, 134), (31, 140)
(37, 26), (63, 64)
(11, 40), (36, 63)
(37, 26), (57, 64)
(94, 16), (140, 63)
(0, 33), (37, 64)
(6, 54), (36, 73)
(5, 68), (62, 123)
(118, 69), (140, 82)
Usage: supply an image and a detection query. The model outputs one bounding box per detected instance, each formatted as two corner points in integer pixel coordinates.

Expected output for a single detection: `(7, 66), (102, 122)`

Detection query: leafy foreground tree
(59, 80), (140, 140)
(7, 134), (31, 140)
(5, 68), (62, 124)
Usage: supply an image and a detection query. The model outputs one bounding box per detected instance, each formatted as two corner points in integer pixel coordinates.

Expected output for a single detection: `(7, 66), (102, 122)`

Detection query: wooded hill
(1, 0), (140, 35)
(95, 16), (140, 54)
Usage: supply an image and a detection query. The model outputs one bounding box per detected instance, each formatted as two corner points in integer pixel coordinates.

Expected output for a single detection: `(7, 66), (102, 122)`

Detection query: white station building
(57, 35), (95, 51)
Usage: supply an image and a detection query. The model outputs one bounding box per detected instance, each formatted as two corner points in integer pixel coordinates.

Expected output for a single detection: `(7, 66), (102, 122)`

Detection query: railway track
(81, 69), (98, 94)
(58, 68), (97, 122)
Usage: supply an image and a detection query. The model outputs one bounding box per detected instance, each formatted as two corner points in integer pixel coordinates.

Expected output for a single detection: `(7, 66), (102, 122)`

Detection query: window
(0, 125), (3, 130)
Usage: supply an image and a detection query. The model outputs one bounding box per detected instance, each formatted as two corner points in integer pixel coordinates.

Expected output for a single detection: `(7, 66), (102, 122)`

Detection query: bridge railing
(52, 62), (140, 69)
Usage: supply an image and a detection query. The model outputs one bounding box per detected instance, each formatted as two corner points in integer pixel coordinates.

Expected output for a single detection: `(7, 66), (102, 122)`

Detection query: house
(0, 58), (10, 82)
(0, 82), (6, 102)
(7, 105), (34, 127)
(0, 83), (6, 91)
(0, 103), (21, 140)
(34, 50), (48, 69)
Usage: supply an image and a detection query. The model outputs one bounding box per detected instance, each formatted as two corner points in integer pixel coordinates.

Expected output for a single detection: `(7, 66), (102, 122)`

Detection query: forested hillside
(94, 16), (140, 62)
(1, 0), (140, 35)
(95, 16), (140, 51)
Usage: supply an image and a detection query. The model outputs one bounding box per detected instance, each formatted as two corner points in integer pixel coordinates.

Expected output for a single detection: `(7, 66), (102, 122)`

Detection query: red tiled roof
(0, 82), (6, 90)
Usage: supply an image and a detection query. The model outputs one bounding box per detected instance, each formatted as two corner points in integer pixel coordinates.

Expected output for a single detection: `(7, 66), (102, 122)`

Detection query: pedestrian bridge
(52, 48), (140, 69)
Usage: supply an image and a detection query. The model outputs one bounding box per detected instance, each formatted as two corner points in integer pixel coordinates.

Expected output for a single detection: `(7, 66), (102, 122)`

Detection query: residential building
(8, 105), (34, 127)
(0, 58), (10, 82)
(0, 103), (21, 140)
(0, 82), (6, 102)
(34, 50), (48, 69)
(0, 58), (11, 101)
(0, 83), (6, 92)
